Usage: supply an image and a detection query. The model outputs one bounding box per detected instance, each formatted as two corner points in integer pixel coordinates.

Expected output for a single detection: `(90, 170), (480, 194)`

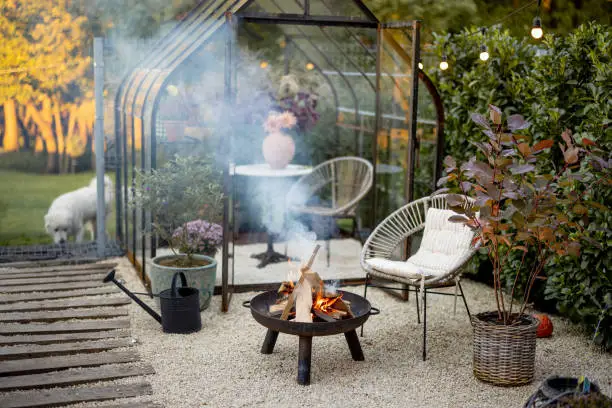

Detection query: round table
(234, 164), (313, 268)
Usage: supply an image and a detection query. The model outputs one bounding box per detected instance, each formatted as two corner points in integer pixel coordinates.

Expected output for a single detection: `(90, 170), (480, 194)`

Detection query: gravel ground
(23, 256), (609, 408)
(92, 256), (610, 408)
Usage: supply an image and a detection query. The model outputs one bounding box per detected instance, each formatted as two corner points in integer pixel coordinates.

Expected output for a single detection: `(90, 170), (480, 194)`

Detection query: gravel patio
(73, 256), (612, 408)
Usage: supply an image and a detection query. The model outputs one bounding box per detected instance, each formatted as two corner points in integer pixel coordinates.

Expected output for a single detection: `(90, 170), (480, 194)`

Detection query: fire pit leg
(344, 329), (365, 361)
(261, 329), (279, 354)
(297, 335), (312, 386)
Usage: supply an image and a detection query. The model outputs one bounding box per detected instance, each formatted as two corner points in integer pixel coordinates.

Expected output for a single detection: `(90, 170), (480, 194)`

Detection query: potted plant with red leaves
(439, 104), (605, 386)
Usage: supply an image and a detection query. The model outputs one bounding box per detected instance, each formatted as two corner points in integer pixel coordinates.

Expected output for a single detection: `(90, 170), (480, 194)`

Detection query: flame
(313, 291), (343, 314)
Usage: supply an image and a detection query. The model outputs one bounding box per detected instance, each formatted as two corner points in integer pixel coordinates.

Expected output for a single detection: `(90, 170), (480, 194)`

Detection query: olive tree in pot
(440, 105), (605, 386)
(131, 154), (224, 311)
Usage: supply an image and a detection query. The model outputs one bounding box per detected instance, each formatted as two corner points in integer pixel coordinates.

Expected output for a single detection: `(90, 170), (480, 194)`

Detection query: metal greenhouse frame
(114, 0), (444, 311)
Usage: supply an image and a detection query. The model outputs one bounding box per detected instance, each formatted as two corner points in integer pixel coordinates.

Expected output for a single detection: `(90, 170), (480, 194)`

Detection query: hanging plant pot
(472, 311), (539, 386)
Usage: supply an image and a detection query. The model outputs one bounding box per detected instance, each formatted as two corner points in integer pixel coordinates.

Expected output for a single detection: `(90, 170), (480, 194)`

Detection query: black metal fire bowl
(244, 290), (380, 386)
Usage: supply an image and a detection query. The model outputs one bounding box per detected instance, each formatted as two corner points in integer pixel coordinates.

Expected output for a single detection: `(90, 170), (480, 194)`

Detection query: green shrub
(0, 151), (48, 174)
(430, 23), (612, 350)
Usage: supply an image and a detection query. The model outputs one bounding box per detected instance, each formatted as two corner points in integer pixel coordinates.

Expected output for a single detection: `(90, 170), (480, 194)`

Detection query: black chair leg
(415, 287), (421, 324)
(360, 275), (369, 337)
(458, 281), (472, 321)
(422, 288), (427, 361)
(325, 239), (330, 266)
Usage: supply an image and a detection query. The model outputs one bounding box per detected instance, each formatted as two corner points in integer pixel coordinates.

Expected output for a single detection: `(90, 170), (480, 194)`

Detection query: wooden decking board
(0, 381), (152, 408)
(0, 273), (107, 286)
(0, 350), (140, 376)
(0, 319), (131, 334)
(0, 363), (155, 391)
(0, 280), (106, 293)
(0, 307), (129, 323)
(0, 268), (116, 280)
(0, 262), (116, 274)
(0, 286), (120, 303)
(0, 296), (130, 312)
(0, 338), (132, 359)
(0, 330), (130, 345)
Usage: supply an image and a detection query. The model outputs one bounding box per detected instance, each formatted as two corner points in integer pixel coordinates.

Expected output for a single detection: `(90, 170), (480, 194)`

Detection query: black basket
(159, 272), (201, 334)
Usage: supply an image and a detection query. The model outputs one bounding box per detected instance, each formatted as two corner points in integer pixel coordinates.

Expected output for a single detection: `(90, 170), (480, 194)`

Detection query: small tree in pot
(440, 104), (606, 386)
(131, 154), (224, 310)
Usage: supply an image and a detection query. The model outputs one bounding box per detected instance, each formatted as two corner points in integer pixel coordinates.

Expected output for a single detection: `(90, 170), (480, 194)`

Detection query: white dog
(44, 176), (114, 244)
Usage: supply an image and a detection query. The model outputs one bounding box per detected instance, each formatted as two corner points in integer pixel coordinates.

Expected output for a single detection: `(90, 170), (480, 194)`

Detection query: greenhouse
(114, 0), (444, 310)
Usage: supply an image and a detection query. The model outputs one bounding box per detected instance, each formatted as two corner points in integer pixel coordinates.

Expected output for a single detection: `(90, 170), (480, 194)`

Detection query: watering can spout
(102, 269), (162, 324)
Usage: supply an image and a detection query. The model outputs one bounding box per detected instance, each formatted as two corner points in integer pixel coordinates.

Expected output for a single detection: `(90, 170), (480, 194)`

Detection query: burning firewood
(280, 245), (321, 320)
(294, 276), (313, 323)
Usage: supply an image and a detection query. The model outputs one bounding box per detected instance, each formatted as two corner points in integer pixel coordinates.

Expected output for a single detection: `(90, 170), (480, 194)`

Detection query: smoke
(102, 2), (336, 260)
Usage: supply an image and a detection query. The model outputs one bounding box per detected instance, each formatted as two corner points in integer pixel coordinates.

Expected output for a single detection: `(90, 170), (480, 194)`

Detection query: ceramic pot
(149, 254), (217, 311)
(262, 131), (295, 169)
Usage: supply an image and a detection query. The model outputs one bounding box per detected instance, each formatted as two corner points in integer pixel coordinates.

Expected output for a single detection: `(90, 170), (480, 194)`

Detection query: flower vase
(262, 131), (295, 169)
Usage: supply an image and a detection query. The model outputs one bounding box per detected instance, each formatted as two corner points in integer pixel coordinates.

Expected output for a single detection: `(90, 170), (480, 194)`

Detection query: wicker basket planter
(472, 311), (539, 386)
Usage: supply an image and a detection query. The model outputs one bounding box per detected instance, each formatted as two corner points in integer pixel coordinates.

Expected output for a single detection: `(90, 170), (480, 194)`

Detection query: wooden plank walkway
(0, 261), (160, 407)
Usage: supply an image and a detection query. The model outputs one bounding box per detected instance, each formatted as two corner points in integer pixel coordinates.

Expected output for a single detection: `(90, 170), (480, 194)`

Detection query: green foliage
(130, 154), (224, 265)
(441, 105), (602, 324)
(0, 151), (48, 173)
(432, 23), (612, 348)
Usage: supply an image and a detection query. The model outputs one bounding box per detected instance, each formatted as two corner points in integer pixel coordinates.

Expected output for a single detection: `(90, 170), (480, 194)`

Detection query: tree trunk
(2, 100), (20, 152)
(52, 100), (67, 173)
(27, 100), (57, 173)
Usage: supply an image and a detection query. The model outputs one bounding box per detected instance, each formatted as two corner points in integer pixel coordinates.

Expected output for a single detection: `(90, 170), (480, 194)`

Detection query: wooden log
(269, 300), (287, 314)
(0, 330), (130, 345)
(280, 245), (320, 320)
(0, 273), (107, 286)
(0, 280), (106, 293)
(0, 286), (120, 303)
(0, 307), (129, 323)
(313, 310), (336, 322)
(0, 363), (155, 391)
(0, 382), (152, 408)
(0, 319), (131, 335)
(0, 350), (141, 376)
(0, 296), (130, 312)
(294, 277), (313, 323)
(0, 338), (132, 359)
(0, 262), (116, 274)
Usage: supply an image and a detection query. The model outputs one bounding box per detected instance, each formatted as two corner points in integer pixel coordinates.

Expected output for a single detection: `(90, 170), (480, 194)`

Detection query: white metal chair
(359, 194), (477, 360)
(286, 157), (374, 265)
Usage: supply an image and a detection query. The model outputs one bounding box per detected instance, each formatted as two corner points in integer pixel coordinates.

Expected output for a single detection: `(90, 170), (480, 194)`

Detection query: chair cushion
(366, 208), (475, 281)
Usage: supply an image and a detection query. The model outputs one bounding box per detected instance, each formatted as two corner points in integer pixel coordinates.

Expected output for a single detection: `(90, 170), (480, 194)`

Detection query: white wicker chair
(286, 157), (374, 265)
(359, 194), (477, 360)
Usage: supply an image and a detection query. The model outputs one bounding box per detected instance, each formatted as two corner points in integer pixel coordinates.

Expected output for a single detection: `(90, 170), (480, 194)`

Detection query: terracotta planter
(472, 311), (539, 386)
(262, 131), (295, 169)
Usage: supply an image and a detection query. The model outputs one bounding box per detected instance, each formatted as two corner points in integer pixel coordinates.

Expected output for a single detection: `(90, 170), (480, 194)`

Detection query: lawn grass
(0, 170), (116, 246)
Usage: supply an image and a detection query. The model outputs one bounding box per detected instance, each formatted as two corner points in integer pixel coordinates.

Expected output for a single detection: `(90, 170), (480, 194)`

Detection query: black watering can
(103, 269), (201, 334)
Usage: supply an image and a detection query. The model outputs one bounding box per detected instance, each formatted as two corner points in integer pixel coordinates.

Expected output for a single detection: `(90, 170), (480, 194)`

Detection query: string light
(479, 28), (489, 61)
(418, 62), (423, 70)
(259, 61), (268, 69)
(305, 62), (314, 70)
(479, 45), (489, 61)
(439, 55), (449, 71)
(531, 1), (543, 39)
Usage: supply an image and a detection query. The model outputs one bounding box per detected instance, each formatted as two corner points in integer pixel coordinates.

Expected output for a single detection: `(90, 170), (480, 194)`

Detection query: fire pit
(245, 289), (379, 385)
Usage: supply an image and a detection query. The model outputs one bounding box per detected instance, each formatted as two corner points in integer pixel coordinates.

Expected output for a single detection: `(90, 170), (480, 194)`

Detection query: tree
(0, 0), (91, 172)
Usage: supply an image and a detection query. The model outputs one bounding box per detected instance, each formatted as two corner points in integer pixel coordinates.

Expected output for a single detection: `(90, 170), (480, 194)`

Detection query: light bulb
(260, 61), (268, 69)
(531, 16), (543, 39)
(418, 62), (423, 70)
(479, 45), (489, 61)
(439, 61), (448, 70)
(305, 62), (314, 71)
